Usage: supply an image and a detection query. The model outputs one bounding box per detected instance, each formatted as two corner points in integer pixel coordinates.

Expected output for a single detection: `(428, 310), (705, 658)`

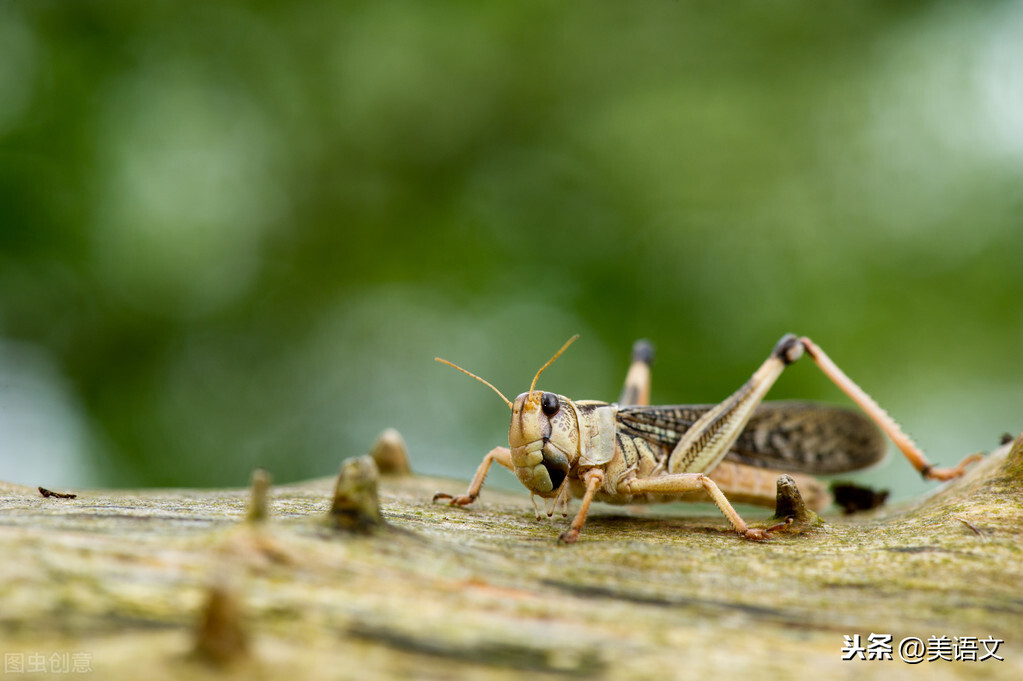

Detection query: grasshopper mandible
(433, 334), (982, 543)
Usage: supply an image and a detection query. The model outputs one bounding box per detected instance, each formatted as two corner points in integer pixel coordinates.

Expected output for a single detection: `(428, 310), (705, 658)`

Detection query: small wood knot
(246, 468), (272, 523)
(194, 580), (248, 666)
(770, 474), (822, 533)
(369, 428), (412, 476)
(327, 456), (383, 532)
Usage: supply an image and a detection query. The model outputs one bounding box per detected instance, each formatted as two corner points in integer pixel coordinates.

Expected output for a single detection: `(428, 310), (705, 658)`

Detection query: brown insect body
(434, 335), (981, 542)
(512, 393), (885, 510)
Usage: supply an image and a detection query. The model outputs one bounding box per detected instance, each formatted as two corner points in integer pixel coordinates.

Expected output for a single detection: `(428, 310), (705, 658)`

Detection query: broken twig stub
(245, 468), (272, 523)
(38, 486), (77, 499)
(193, 579), (249, 667)
(327, 455), (384, 532)
(370, 428), (412, 476)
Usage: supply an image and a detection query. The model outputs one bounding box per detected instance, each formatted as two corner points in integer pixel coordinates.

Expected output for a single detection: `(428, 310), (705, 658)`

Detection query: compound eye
(540, 392), (560, 416)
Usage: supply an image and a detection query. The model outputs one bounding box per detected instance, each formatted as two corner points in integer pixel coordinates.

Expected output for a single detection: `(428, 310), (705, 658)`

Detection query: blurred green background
(1, 1), (1021, 504)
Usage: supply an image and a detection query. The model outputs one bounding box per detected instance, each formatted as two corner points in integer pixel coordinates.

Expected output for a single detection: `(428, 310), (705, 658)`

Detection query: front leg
(558, 468), (605, 544)
(433, 447), (513, 506)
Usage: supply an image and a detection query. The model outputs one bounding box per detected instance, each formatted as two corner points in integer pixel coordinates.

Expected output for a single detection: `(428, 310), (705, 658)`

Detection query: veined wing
(616, 401), (886, 474)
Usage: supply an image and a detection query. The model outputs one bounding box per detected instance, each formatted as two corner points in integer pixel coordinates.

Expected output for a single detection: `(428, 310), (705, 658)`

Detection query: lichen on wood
(1, 433), (1021, 680)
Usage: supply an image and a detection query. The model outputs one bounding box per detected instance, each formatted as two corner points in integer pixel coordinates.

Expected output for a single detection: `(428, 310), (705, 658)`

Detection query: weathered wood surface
(1, 433), (1021, 680)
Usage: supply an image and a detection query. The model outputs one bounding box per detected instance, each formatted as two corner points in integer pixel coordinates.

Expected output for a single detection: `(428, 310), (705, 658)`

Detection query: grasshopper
(433, 334), (982, 543)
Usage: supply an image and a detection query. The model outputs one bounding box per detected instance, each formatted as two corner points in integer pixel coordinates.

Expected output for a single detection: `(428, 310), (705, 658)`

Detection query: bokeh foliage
(1, 1), (1021, 501)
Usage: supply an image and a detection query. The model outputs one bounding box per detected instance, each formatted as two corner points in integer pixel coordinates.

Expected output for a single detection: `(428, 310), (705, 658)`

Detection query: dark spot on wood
(831, 482), (888, 514)
(953, 516), (985, 538)
(348, 622), (605, 675)
(38, 487), (77, 500)
(540, 580), (818, 628)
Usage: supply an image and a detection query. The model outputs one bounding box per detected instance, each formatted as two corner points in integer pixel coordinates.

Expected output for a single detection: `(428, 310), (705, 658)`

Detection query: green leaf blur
(1, 1), (1021, 502)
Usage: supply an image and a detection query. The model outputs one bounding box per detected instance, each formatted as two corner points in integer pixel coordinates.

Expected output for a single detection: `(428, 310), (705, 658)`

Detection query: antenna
(527, 334), (579, 401)
(435, 358), (513, 410)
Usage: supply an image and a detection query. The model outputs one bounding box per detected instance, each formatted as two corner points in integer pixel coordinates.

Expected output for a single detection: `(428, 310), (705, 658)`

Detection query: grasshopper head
(508, 390), (579, 498)
(505, 335), (582, 498)
(435, 335), (581, 499)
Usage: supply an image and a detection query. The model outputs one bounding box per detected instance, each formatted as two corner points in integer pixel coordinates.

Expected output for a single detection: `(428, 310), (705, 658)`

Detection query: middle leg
(622, 472), (787, 539)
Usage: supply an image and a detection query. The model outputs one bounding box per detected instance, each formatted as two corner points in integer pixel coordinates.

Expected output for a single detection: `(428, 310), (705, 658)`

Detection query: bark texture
(1, 433), (1022, 680)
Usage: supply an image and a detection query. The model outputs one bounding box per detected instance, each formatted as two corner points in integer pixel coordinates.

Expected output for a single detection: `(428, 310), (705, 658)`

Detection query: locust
(433, 334), (982, 543)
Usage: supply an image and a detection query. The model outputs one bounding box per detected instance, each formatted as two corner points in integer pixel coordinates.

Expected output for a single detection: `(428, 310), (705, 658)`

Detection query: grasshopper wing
(728, 401), (886, 474)
(616, 401), (885, 475)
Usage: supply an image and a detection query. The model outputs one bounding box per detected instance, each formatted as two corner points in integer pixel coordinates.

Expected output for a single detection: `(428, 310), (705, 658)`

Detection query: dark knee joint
(631, 339), (655, 365)
(772, 333), (804, 365)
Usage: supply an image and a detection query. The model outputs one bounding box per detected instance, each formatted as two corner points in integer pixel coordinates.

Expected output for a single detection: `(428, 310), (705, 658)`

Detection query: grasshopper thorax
(509, 390), (580, 498)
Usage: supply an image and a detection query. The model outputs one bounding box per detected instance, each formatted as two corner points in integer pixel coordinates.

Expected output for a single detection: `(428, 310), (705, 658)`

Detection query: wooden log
(1, 433), (1021, 679)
